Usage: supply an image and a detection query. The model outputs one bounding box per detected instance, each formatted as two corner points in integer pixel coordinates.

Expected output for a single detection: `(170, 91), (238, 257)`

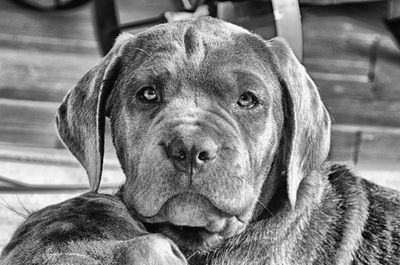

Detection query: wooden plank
(355, 129), (400, 191)
(314, 79), (400, 101)
(0, 2), (94, 39)
(0, 48), (97, 79)
(357, 132), (400, 168)
(302, 3), (396, 62)
(216, 0), (272, 21)
(372, 40), (400, 100)
(305, 32), (400, 102)
(0, 0), (184, 54)
(302, 3), (387, 37)
(0, 87), (67, 103)
(325, 98), (400, 127)
(0, 48), (98, 101)
(329, 129), (357, 163)
(333, 124), (400, 134)
(0, 98), (114, 150)
(0, 144), (119, 170)
(305, 58), (369, 75)
(233, 14), (276, 40)
(116, 0), (185, 24)
(0, 126), (114, 153)
(0, 126), (60, 149)
(0, 97), (61, 148)
(0, 98), (57, 127)
(329, 125), (400, 169)
(0, 33), (97, 54)
(0, 124), (114, 153)
(0, 48), (98, 81)
(0, 1), (96, 54)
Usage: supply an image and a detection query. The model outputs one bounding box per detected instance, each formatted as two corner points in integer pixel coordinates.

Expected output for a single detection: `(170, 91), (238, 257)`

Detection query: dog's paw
(119, 234), (187, 265)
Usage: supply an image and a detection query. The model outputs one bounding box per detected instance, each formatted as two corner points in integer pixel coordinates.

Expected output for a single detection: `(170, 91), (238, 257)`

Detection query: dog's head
(56, 17), (330, 250)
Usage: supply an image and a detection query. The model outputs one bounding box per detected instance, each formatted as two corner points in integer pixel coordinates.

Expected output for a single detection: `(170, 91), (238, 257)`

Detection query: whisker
(17, 195), (32, 217)
(0, 196), (30, 219)
(257, 200), (274, 217)
(134, 48), (151, 57)
(187, 250), (201, 262)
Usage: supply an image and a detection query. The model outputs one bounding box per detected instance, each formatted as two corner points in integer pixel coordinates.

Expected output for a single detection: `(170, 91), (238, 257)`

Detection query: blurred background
(0, 0), (399, 249)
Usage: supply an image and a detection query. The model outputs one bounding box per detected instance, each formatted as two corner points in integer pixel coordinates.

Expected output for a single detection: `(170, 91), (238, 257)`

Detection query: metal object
(93, 0), (303, 58)
(93, 0), (204, 55)
(271, 0), (303, 61)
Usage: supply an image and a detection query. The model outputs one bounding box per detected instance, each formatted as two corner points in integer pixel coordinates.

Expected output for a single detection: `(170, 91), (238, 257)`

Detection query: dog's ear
(56, 33), (133, 192)
(266, 37), (331, 208)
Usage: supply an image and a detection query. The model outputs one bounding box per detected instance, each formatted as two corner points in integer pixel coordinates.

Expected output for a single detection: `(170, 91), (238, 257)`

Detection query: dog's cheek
(118, 113), (178, 214)
(236, 105), (279, 184)
(252, 102), (286, 215)
(110, 105), (151, 180)
(253, 117), (280, 185)
(124, 141), (177, 214)
(237, 105), (283, 216)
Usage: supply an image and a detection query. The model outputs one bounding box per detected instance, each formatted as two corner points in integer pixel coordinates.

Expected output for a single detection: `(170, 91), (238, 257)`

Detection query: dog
(1, 17), (400, 265)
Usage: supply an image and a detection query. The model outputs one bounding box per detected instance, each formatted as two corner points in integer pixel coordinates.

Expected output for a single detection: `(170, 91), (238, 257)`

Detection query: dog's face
(56, 18), (330, 250)
(112, 23), (283, 249)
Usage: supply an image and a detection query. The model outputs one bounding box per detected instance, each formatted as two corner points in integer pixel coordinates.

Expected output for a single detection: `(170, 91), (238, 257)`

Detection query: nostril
(174, 149), (187, 161)
(162, 138), (188, 161)
(198, 151), (211, 161)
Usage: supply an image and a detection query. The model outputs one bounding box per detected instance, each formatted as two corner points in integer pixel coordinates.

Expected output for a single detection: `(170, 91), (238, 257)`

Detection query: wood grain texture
(0, 1), (399, 174)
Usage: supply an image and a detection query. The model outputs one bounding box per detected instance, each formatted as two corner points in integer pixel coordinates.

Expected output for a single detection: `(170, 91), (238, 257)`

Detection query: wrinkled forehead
(119, 18), (274, 82)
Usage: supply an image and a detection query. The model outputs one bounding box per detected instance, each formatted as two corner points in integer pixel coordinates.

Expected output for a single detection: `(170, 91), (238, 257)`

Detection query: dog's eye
(138, 87), (159, 103)
(237, 92), (258, 109)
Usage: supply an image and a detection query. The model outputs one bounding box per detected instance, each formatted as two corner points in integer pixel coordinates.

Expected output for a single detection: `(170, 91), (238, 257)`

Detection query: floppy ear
(56, 33), (133, 192)
(266, 37), (331, 208)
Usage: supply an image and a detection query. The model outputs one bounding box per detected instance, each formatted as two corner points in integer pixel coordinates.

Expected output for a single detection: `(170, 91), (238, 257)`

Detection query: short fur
(188, 164), (400, 264)
(0, 193), (186, 265)
(1, 17), (399, 265)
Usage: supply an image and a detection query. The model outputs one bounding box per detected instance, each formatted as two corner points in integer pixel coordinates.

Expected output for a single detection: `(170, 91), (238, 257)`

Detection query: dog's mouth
(143, 219), (245, 251)
(143, 222), (219, 251)
(137, 193), (247, 250)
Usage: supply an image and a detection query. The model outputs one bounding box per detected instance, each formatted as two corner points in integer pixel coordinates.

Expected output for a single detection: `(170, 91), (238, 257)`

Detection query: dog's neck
(253, 167), (329, 239)
(190, 164), (370, 265)
(189, 167), (331, 264)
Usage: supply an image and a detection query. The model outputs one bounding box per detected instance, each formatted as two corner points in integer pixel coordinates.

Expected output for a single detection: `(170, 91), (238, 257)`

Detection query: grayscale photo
(0, 0), (399, 264)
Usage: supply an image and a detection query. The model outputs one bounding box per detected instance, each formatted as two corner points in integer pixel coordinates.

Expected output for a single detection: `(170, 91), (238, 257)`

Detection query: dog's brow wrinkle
(207, 107), (241, 137)
(183, 26), (205, 69)
(184, 27), (199, 57)
(195, 85), (199, 107)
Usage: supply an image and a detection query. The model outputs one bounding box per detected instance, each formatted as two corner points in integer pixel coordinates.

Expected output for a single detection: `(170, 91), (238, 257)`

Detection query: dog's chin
(143, 222), (224, 251)
(136, 193), (248, 250)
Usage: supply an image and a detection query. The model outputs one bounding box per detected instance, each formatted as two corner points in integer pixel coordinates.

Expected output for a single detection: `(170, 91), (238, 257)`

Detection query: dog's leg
(0, 193), (187, 265)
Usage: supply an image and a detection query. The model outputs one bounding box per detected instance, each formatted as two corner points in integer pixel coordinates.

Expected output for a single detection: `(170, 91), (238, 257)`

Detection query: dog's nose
(166, 137), (218, 172)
